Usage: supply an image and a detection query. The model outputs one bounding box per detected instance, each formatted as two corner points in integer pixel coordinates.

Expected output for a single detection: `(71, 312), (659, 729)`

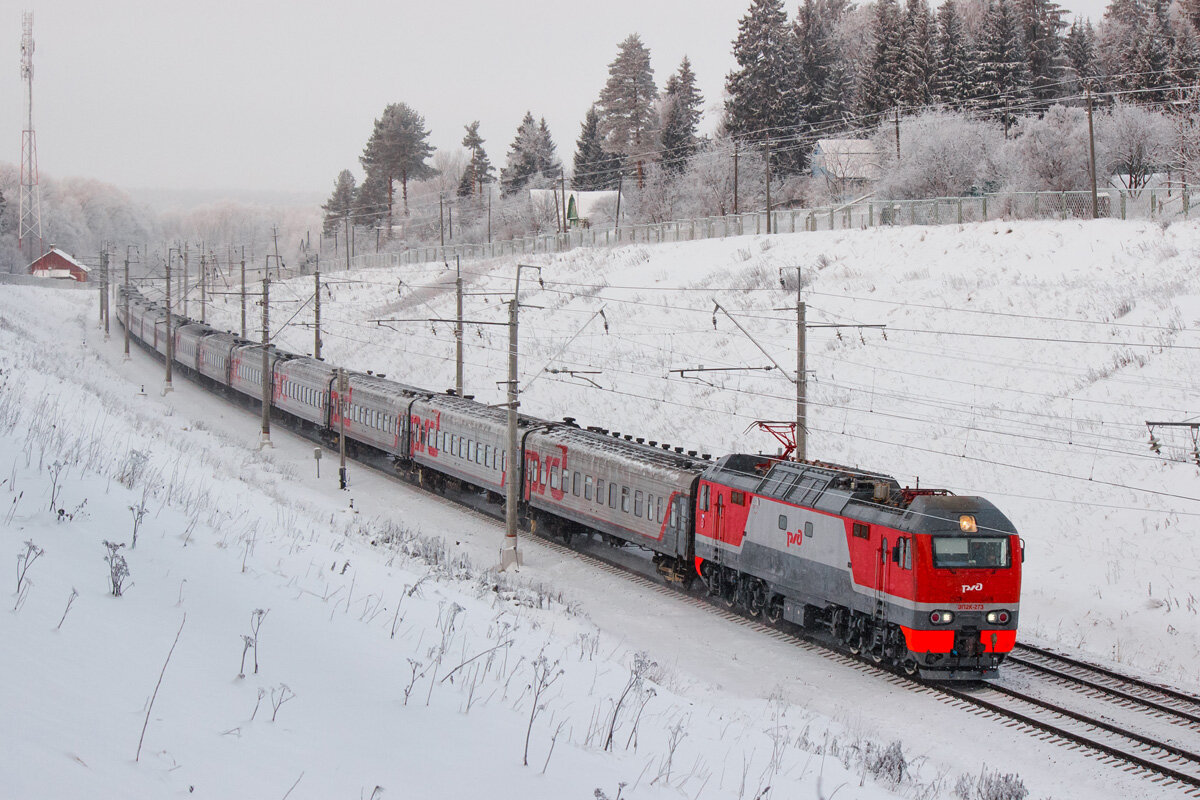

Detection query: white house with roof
(811, 139), (880, 201)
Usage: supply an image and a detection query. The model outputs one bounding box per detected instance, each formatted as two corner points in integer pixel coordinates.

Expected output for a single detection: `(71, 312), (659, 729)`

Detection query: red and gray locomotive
(119, 287), (1022, 679)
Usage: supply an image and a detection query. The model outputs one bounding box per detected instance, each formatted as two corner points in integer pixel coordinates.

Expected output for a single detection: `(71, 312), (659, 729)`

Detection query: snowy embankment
(227, 219), (1199, 687)
(0, 291), (922, 799)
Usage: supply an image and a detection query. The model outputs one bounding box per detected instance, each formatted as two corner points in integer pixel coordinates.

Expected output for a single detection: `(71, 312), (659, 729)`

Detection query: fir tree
(598, 34), (659, 183)
(1017, 0), (1068, 106)
(659, 56), (704, 173)
(321, 170), (357, 235)
(899, 0), (937, 107)
(351, 172), (390, 230)
(976, 0), (1032, 135)
(500, 112), (560, 196)
(1098, 0), (1148, 92)
(457, 121), (495, 198)
(859, 0), (906, 116)
(573, 106), (621, 189)
(725, 0), (803, 171)
(933, 0), (975, 107)
(1064, 18), (1099, 87)
(359, 102), (437, 221)
(1138, 0), (1172, 101)
(1169, 12), (1200, 87)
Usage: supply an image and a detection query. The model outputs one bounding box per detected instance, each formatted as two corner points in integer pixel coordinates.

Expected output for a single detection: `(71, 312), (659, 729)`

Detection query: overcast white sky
(1, 0), (1110, 203)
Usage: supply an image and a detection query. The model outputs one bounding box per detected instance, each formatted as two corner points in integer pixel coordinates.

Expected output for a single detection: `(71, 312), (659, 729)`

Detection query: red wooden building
(28, 246), (91, 282)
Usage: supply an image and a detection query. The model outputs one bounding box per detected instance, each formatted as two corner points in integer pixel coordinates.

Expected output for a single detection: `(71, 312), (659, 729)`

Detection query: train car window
(731, 490), (746, 506)
(853, 522), (870, 539)
(647, 493), (654, 520)
(541, 463), (549, 486)
(804, 521), (813, 538)
(621, 486), (631, 513)
(700, 484), (710, 511)
(550, 468), (559, 490)
(483, 445), (490, 466)
(904, 539), (912, 570)
(501, 450), (506, 472)
(584, 475), (593, 500)
(450, 434), (457, 456)
(657, 497), (663, 524)
(634, 490), (644, 517)
(608, 483), (617, 509)
(572, 472), (581, 497)
(778, 514), (788, 530)
(595, 479), (604, 504)
(669, 501), (678, 529)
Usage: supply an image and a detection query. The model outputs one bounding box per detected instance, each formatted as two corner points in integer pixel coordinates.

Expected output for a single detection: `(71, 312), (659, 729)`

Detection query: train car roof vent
(635, 437), (645, 444)
(377, 374), (386, 379)
(563, 416), (578, 427)
(611, 431), (621, 438)
(648, 440), (658, 447)
(445, 389), (457, 395)
(367, 370), (374, 375)
(702, 453), (712, 460)
(688, 450), (698, 457)
(464, 394), (475, 400)
(674, 447), (684, 453)
(624, 435), (634, 441)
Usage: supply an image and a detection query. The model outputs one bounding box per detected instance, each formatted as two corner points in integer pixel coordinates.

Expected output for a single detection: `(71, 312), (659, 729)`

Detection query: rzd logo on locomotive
(961, 582), (983, 592)
(786, 531), (803, 547)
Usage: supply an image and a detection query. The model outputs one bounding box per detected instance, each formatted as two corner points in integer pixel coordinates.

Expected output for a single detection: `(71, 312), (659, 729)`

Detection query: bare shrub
(954, 766), (1028, 800)
(103, 540), (129, 596)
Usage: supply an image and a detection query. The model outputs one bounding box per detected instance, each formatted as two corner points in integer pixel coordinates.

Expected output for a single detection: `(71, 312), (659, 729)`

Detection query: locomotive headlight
(958, 515), (977, 532)
(929, 610), (954, 625)
(986, 609), (1011, 625)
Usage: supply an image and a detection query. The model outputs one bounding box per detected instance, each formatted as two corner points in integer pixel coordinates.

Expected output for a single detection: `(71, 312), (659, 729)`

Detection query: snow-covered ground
(3, 218), (1198, 798)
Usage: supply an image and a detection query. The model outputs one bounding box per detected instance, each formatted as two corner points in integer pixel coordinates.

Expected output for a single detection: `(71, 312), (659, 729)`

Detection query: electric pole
(164, 253), (173, 394)
(500, 264), (541, 572)
(123, 246), (133, 360)
(240, 247), (247, 339)
(199, 252), (207, 324)
(733, 140), (739, 215)
(439, 195), (446, 247)
(182, 243), (189, 318)
(487, 186), (493, 244)
(765, 137), (772, 235)
(795, 268), (806, 462)
(338, 367), (348, 490)
(614, 173), (623, 231)
(343, 213), (351, 271)
(455, 256), (464, 397)
(314, 256), (322, 360)
(1087, 87), (1099, 220)
(104, 247), (111, 339)
(260, 272), (272, 448)
(894, 107), (901, 160)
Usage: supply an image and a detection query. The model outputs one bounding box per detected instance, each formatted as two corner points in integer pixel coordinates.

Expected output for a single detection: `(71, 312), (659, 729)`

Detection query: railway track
(125, 330), (1200, 795)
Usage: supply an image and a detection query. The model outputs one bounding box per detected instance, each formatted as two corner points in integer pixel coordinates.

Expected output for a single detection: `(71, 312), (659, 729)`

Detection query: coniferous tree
(359, 102), (437, 221)
(351, 172), (390, 230)
(1017, 0), (1068, 106)
(1097, 0), (1148, 92)
(457, 121), (495, 198)
(934, 0), (975, 107)
(598, 34), (659, 182)
(573, 106), (621, 189)
(659, 56), (704, 173)
(321, 170), (357, 236)
(859, 0), (906, 116)
(977, 0), (1032, 134)
(1169, 11), (1200, 87)
(1064, 18), (1099, 86)
(795, 0), (836, 127)
(500, 112), (560, 196)
(899, 0), (938, 107)
(726, 0), (804, 171)
(1138, 0), (1172, 101)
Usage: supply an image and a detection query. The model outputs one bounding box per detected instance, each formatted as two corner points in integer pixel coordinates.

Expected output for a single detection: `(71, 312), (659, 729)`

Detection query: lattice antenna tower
(19, 11), (43, 265)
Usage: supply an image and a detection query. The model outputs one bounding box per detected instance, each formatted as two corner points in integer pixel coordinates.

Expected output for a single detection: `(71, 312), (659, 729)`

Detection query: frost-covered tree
(726, 0), (803, 171)
(1064, 18), (1099, 87)
(1096, 0), (1148, 92)
(899, 0), (937, 107)
(457, 121), (494, 198)
(500, 112), (560, 196)
(573, 106), (621, 189)
(659, 56), (704, 173)
(1096, 101), (1174, 190)
(321, 170), (356, 235)
(1169, 8), (1200, 86)
(859, 0), (906, 116)
(359, 102), (437, 220)
(1005, 104), (1091, 190)
(874, 110), (1006, 197)
(934, 0), (976, 107)
(1017, 0), (1068, 106)
(351, 172), (390, 230)
(1138, 0), (1173, 102)
(598, 34), (659, 183)
(976, 0), (1032, 134)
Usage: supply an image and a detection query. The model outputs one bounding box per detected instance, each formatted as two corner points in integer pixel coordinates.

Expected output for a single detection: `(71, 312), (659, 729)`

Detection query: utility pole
(199, 252), (207, 324)
(614, 173), (623, 231)
(448, 200), (453, 241)
(259, 272), (272, 448)
(103, 247), (111, 339)
(1087, 87), (1099, 220)
(182, 243), (189, 318)
(314, 256), (322, 360)
(765, 137), (772, 235)
(455, 256), (465, 396)
(560, 171), (568, 231)
(733, 140), (739, 215)
(439, 195), (446, 247)
(272, 225), (280, 273)
(795, 268), (806, 462)
(338, 367), (348, 490)
(500, 264), (541, 572)
(240, 247), (247, 339)
(164, 253), (174, 394)
(894, 107), (901, 160)
(123, 246), (132, 360)
(343, 213), (351, 271)
(487, 186), (493, 244)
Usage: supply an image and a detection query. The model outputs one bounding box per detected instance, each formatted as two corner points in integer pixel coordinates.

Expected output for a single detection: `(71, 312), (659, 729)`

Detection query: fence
(325, 186), (1193, 273)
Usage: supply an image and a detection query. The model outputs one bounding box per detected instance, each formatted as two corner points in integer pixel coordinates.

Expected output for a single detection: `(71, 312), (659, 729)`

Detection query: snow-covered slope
(207, 219), (1200, 687)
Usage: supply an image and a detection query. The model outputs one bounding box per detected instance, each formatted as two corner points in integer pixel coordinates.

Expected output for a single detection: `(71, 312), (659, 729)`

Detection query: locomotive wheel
(902, 659), (919, 676)
(744, 581), (766, 618)
(847, 636), (861, 656)
(764, 596), (784, 625)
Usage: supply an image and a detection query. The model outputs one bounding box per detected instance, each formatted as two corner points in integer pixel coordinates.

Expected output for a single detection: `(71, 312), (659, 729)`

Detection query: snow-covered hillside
(4, 218), (1198, 799)
(209, 219), (1200, 687)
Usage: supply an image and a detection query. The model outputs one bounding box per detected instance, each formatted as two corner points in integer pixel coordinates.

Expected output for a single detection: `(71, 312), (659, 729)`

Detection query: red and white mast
(18, 11), (44, 265)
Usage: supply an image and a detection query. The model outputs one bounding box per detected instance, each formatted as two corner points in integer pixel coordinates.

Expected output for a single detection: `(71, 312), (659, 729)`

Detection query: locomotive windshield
(931, 536), (1010, 569)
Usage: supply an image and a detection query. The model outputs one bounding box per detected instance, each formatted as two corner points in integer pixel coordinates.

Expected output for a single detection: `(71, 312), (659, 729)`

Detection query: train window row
(428, 429), (507, 473)
(280, 380), (324, 409)
(346, 403), (396, 434)
(530, 462), (671, 527)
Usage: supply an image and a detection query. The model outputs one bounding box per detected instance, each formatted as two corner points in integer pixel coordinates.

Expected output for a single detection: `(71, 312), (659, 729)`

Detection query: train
(117, 285), (1022, 680)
